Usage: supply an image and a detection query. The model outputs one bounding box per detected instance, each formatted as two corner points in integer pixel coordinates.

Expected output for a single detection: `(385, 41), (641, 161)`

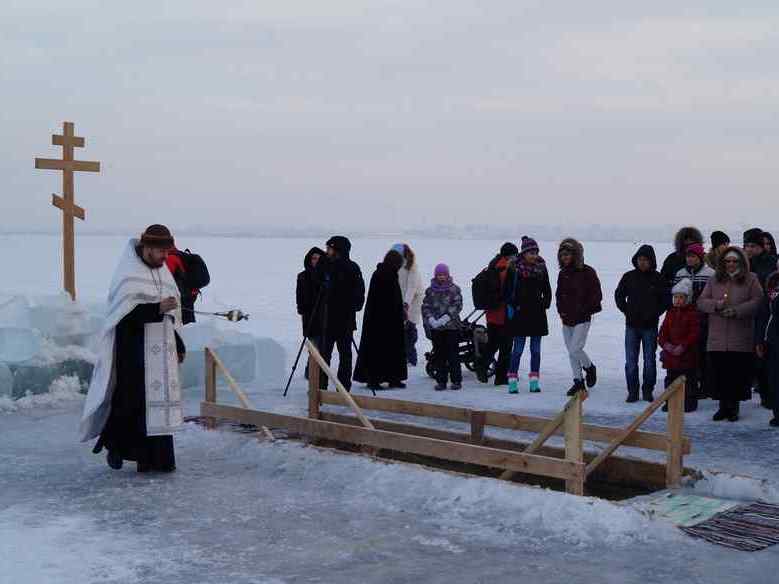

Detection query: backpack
(472, 264), (503, 310)
(176, 249), (211, 291)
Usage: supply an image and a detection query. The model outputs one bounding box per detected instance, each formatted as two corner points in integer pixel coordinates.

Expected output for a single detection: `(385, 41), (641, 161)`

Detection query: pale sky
(2, 1), (778, 233)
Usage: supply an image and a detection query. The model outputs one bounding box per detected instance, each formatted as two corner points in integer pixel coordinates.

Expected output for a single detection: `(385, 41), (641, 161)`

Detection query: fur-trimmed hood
(558, 238), (584, 270)
(674, 227), (704, 255)
(715, 246), (751, 283)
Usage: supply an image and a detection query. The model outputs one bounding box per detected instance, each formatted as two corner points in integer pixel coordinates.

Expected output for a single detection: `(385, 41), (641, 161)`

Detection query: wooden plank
(203, 348), (217, 429)
(320, 411), (678, 491)
(305, 340), (373, 429)
(202, 402), (583, 481)
(585, 377), (685, 478)
(565, 393), (585, 495)
(52, 194), (85, 220)
(320, 390), (688, 454)
(470, 411), (486, 444)
(208, 348), (253, 409)
(308, 353), (321, 420)
(35, 158), (100, 172)
(71, 160), (101, 172)
(319, 390), (471, 423)
(483, 411), (689, 454)
(53, 134), (85, 147)
(666, 376), (686, 488)
(35, 157), (66, 170)
(499, 393), (581, 481)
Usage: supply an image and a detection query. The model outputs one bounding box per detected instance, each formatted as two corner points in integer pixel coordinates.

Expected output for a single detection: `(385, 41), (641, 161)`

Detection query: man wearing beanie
(81, 225), (186, 473)
(673, 243), (715, 399)
(706, 231), (730, 270)
(477, 242), (518, 385)
(615, 244), (667, 402)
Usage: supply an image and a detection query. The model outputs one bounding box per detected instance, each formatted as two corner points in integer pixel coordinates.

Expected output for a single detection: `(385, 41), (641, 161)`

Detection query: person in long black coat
(296, 247), (326, 338)
(95, 243), (186, 473)
(353, 250), (408, 390)
(505, 237), (552, 394)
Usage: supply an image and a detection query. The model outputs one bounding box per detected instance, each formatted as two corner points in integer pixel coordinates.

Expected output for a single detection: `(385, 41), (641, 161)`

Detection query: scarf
(517, 256), (547, 279)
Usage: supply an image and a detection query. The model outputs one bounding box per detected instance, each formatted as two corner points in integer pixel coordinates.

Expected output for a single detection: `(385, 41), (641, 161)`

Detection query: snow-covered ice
(1, 234), (778, 583)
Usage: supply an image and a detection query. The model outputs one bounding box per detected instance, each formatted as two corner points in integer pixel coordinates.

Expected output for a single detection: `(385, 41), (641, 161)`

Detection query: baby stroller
(424, 310), (496, 381)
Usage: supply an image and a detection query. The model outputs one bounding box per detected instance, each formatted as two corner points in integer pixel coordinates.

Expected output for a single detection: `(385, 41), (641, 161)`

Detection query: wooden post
(304, 339), (374, 429)
(666, 376), (686, 488)
(470, 411), (486, 444)
(308, 353), (321, 420)
(565, 392), (585, 495)
(204, 348), (217, 429)
(34, 121), (100, 301)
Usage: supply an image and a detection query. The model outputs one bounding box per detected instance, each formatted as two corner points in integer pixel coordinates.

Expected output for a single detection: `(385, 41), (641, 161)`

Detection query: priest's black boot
(106, 450), (123, 470)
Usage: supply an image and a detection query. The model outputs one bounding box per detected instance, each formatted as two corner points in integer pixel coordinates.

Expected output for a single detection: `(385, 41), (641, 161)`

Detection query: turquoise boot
(529, 373), (541, 393)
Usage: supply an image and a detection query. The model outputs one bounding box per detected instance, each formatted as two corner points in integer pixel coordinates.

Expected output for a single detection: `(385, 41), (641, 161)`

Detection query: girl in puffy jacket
(422, 264), (463, 391)
(658, 278), (700, 413)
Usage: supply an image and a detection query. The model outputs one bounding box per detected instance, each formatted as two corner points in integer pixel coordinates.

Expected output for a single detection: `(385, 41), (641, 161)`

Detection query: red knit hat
(686, 243), (705, 260)
(140, 224), (175, 249)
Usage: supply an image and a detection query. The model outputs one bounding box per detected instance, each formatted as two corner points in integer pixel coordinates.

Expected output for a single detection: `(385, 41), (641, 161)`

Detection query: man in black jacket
(744, 228), (778, 408)
(615, 245), (669, 403)
(318, 236), (366, 391)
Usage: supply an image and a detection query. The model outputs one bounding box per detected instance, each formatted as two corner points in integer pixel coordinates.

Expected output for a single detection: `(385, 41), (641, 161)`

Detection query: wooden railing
(202, 344), (691, 495)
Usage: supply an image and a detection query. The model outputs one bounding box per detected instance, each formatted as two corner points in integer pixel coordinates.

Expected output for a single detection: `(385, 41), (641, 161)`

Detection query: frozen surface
(0, 327), (41, 363)
(1, 234), (779, 583)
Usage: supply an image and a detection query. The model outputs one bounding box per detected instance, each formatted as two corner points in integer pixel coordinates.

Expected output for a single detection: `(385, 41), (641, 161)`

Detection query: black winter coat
(751, 252), (778, 289)
(505, 262), (552, 338)
(353, 262), (408, 383)
(661, 253), (687, 285)
(320, 254), (366, 338)
(296, 247), (326, 337)
(614, 245), (669, 330)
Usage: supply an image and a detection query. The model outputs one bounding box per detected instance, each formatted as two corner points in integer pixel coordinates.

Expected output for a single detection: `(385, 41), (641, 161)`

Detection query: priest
(81, 224), (186, 472)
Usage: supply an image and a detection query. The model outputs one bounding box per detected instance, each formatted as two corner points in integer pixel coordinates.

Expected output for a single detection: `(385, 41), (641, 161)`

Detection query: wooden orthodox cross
(34, 122), (100, 301)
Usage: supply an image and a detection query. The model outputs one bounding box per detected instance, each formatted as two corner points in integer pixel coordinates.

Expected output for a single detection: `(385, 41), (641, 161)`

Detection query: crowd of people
(295, 228), (779, 428)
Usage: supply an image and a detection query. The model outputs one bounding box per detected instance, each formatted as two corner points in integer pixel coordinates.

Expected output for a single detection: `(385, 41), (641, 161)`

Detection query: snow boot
(642, 387), (654, 402)
(584, 364), (597, 388)
(626, 390), (639, 403)
(450, 382), (462, 391)
(566, 379), (586, 397)
(528, 373), (541, 393)
(435, 382), (447, 391)
(106, 450), (123, 470)
(712, 409), (727, 421)
(508, 374), (519, 394)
